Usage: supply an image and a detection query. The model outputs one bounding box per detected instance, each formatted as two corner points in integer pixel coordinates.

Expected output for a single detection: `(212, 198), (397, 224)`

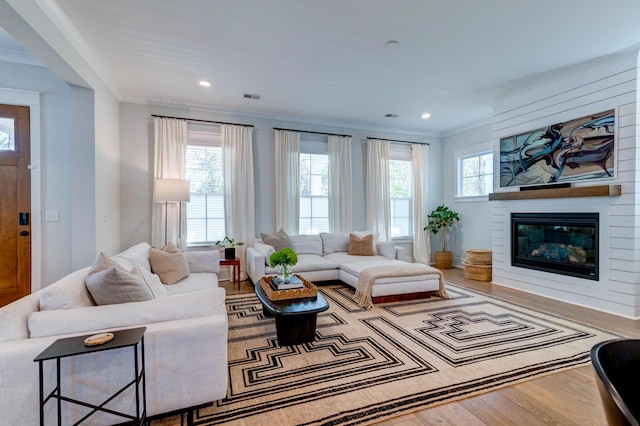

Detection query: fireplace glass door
(511, 213), (598, 280)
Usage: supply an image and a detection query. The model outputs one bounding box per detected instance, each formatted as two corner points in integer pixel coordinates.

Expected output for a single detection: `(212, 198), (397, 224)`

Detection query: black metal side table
(34, 327), (147, 425)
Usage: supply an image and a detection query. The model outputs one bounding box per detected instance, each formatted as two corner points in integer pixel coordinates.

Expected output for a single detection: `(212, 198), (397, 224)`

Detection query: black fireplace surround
(511, 212), (599, 281)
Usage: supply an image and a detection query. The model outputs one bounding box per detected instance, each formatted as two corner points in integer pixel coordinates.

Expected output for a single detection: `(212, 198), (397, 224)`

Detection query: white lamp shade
(155, 179), (191, 202)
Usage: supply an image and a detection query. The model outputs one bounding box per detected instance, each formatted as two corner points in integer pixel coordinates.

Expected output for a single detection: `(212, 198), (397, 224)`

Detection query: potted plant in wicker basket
(424, 204), (460, 269)
(269, 248), (298, 283)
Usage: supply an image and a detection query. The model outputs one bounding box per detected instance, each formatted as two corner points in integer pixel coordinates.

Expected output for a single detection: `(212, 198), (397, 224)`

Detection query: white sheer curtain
(274, 130), (300, 234)
(366, 139), (391, 241)
(222, 124), (255, 280)
(328, 135), (352, 232)
(412, 144), (431, 264)
(152, 117), (187, 249)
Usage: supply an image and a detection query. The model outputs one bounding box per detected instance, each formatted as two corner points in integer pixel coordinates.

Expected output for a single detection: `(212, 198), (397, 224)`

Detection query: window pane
(457, 151), (493, 197)
(0, 118), (15, 151)
(389, 159), (412, 237)
(299, 153), (329, 234)
(186, 144), (225, 244)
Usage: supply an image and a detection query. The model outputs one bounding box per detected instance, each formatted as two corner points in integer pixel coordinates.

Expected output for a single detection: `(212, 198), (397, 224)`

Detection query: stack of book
(270, 275), (304, 291)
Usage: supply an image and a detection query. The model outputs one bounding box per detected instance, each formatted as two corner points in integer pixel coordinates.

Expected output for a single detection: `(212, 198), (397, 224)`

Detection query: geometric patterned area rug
(157, 283), (620, 425)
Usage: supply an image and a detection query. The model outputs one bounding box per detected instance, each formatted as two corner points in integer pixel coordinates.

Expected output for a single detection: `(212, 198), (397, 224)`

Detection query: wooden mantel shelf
(488, 184), (621, 201)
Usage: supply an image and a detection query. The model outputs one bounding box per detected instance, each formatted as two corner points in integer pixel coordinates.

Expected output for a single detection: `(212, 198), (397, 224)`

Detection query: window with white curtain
(456, 144), (493, 198)
(185, 129), (225, 245)
(389, 143), (412, 238)
(299, 138), (329, 234)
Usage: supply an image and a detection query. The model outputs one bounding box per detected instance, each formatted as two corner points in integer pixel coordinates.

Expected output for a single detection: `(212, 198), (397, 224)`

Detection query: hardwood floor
(220, 268), (640, 425)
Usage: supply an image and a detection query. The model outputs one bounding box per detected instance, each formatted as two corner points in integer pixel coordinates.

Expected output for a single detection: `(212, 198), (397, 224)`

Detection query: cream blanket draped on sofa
(354, 263), (451, 309)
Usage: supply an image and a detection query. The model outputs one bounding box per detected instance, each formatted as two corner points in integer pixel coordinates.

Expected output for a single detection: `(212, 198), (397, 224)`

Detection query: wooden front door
(0, 104), (31, 307)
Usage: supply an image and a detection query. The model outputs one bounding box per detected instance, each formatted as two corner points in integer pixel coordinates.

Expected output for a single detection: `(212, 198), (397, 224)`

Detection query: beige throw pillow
(149, 245), (190, 284)
(349, 233), (375, 256)
(261, 229), (291, 251)
(85, 267), (155, 305)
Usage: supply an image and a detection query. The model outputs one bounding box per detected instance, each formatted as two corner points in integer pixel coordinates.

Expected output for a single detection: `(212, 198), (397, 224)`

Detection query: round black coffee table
(255, 278), (329, 346)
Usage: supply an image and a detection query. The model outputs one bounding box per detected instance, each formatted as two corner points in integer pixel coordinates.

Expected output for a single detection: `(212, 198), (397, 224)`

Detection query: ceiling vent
(385, 113), (399, 118)
(243, 93), (261, 100)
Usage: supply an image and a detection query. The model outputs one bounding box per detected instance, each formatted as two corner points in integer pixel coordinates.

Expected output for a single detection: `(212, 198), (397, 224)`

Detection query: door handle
(19, 231), (29, 237)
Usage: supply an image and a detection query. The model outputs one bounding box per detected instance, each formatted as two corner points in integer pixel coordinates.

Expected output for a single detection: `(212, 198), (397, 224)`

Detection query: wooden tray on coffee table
(260, 275), (318, 300)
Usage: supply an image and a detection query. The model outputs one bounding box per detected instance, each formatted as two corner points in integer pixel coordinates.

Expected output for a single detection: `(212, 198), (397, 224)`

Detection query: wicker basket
(466, 249), (492, 265)
(463, 261), (492, 282)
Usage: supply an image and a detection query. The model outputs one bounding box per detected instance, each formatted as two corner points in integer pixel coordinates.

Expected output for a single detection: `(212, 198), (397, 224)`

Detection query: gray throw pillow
(85, 267), (155, 305)
(261, 229), (291, 251)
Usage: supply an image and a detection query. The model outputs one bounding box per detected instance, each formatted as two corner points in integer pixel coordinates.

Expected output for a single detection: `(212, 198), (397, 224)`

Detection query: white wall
(119, 102), (443, 249)
(441, 123), (494, 266)
(490, 48), (640, 318)
(0, 60), (97, 285)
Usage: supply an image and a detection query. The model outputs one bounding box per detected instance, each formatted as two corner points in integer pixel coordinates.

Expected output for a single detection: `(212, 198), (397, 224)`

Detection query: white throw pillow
(113, 242), (152, 271)
(131, 264), (167, 298)
(85, 267), (155, 305)
(320, 232), (350, 254)
(184, 250), (220, 273)
(289, 234), (323, 256)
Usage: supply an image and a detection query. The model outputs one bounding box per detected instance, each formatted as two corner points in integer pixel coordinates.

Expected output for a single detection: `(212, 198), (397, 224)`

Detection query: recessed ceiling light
(199, 80), (211, 87)
(421, 113), (431, 120)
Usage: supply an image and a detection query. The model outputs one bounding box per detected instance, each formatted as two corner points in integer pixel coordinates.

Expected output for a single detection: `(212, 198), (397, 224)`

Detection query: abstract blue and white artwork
(499, 110), (615, 187)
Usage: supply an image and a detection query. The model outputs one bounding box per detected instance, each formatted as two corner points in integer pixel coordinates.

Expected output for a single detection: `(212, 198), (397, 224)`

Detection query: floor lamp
(154, 179), (191, 246)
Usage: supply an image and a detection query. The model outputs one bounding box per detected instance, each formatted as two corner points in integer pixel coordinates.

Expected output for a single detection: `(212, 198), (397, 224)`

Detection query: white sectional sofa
(247, 232), (443, 300)
(0, 242), (228, 425)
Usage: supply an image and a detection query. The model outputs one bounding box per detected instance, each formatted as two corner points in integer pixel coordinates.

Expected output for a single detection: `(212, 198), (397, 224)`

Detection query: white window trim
(454, 141), (493, 201)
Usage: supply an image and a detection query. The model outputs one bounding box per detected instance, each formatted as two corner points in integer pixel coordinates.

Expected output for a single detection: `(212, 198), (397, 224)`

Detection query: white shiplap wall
(490, 48), (640, 318)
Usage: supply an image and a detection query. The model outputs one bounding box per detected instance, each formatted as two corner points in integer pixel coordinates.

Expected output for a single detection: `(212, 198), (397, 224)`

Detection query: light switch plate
(45, 210), (59, 222)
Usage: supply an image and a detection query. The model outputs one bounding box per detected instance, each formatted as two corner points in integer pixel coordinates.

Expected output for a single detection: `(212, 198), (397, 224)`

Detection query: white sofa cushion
(184, 250), (220, 273)
(39, 267), (95, 311)
(376, 241), (396, 259)
(28, 288), (226, 338)
(163, 272), (218, 295)
(290, 254), (338, 272)
(289, 234), (323, 256)
(113, 241), (152, 271)
(85, 267), (155, 305)
(324, 252), (391, 265)
(320, 232), (350, 254)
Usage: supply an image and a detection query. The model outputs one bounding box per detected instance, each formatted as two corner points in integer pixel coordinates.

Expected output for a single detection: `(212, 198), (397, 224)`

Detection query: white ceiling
(2, 0), (640, 135)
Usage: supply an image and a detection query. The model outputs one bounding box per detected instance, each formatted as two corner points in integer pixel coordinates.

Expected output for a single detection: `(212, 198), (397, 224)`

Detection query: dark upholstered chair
(591, 339), (640, 426)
